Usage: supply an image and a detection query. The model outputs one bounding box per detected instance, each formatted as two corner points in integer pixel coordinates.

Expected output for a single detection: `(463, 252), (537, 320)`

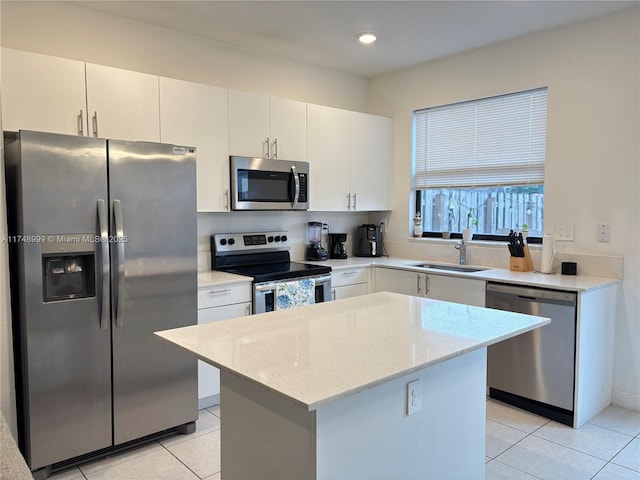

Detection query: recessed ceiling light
(357, 32), (377, 45)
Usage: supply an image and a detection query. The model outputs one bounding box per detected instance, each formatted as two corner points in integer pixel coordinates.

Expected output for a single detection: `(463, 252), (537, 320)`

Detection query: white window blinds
(414, 88), (548, 188)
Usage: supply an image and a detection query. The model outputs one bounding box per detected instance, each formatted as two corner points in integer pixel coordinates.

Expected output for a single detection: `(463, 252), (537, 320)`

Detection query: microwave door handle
(291, 165), (300, 208)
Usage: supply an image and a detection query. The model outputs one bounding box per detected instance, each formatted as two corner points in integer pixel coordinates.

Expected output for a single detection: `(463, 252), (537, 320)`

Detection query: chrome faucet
(455, 240), (466, 265)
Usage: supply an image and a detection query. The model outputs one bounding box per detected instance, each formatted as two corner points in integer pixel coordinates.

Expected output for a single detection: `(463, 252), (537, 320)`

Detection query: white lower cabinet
(197, 283), (252, 407)
(373, 267), (485, 307)
(331, 267), (370, 300)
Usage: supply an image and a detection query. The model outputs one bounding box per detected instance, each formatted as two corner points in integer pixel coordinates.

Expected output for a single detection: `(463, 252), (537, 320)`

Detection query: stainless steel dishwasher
(486, 282), (577, 426)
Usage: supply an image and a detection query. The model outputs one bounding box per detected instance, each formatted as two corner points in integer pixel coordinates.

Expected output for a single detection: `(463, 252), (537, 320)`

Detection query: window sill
(407, 236), (540, 250)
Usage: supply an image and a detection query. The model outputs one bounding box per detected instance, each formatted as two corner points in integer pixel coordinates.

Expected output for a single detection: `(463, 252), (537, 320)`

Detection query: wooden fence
(422, 188), (544, 236)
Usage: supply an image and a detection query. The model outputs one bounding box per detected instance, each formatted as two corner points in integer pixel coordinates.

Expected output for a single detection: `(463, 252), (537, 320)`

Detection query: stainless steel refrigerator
(4, 130), (198, 476)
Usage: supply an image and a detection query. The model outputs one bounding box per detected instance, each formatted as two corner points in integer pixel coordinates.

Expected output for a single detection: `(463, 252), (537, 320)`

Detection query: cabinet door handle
(425, 275), (430, 295)
(245, 303), (252, 316)
(92, 111), (99, 137)
(224, 189), (229, 211)
(332, 289), (336, 301)
(273, 138), (278, 159)
(417, 274), (421, 295)
(353, 193), (357, 210)
(342, 271), (359, 276)
(77, 110), (84, 136)
(209, 288), (231, 295)
(346, 193), (351, 210)
(265, 137), (270, 158)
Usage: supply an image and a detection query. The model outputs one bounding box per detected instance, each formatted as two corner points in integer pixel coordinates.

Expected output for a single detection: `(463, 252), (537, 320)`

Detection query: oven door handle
(255, 275), (332, 292)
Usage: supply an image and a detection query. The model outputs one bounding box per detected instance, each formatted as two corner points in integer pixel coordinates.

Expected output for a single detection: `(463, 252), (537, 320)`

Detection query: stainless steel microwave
(230, 156), (309, 210)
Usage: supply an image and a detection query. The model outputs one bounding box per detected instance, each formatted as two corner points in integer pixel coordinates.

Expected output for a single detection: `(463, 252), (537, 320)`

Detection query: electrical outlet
(597, 224), (611, 242)
(406, 379), (421, 416)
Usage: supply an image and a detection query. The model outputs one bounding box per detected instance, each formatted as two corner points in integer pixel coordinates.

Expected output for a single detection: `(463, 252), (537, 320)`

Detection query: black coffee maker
(328, 233), (348, 259)
(354, 224), (382, 257)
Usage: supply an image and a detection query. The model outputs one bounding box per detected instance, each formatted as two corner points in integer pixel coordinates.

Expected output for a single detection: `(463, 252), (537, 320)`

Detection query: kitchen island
(156, 291), (549, 480)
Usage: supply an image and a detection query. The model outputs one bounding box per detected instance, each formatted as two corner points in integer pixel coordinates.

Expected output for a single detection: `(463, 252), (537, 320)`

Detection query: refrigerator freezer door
(108, 140), (198, 444)
(6, 131), (112, 469)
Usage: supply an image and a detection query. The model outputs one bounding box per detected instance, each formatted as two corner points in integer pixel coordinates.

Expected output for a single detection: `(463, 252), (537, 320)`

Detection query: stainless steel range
(211, 231), (332, 313)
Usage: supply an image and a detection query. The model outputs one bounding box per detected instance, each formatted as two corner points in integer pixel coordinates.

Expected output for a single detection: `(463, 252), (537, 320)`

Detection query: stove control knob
(219, 238), (227, 246)
(281, 235), (288, 242)
(268, 236), (274, 243)
(274, 235), (281, 242)
(228, 238), (235, 245)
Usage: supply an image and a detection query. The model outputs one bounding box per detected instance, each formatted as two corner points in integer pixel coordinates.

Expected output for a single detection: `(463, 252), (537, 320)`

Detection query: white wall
(367, 8), (640, 409)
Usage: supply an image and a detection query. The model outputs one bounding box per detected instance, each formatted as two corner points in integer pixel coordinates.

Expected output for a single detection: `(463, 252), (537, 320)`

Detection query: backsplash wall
(197, 211), (371, 270)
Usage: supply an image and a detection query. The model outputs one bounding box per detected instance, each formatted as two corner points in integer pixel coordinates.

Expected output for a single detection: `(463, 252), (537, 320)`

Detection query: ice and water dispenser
(41, 234), (95, 302)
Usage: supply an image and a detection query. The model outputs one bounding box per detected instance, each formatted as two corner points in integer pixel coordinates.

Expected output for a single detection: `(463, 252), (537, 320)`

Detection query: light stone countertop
(306, 257), (619, 292)
(197, 256), (619, 292)
(156, 291), (549, 411)
(197, 270), (253, 288)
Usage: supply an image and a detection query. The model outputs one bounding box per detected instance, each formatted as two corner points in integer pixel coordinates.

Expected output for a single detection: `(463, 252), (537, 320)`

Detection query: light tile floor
(48, 401), (640, 480)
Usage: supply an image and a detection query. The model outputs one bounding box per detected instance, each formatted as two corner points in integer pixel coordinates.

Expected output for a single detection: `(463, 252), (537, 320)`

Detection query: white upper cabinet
(269, 96), (307, 161)
(2, 49), (160, 142)
(85, 63), (160, 142)
(159, 77), (230, 212)
(2, 48), (390, 212)
(1, 48), (87, 136)
(350, 112), (393, 211)
(307, 104), (352, 211)
(308, 104), (393, 211)
(228, 90), (270, 158)
(228, 90), (307, 160)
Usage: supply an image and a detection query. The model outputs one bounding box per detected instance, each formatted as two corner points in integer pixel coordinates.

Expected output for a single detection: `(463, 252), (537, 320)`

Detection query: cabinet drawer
(198, 282), (252, 309)
(332, 283), (369, 301)
(331, 267), (369, 287)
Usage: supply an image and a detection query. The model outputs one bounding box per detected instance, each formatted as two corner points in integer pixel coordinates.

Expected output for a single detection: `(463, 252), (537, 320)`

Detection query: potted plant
(461, 205), (478, 241)
(438, 205), (454, 239)
(521, 223), (529, 240)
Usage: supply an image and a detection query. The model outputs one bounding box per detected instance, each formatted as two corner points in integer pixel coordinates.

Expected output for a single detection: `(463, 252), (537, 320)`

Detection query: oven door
(254, 275), (331, 314)
(230, 156), (309, 211)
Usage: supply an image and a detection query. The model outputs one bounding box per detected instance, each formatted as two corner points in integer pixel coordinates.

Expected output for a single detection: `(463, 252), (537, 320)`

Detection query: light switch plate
(556, 222), (575, 241)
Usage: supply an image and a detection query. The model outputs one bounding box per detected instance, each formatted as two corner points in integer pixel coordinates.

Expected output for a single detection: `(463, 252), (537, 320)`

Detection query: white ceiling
(74, 1), (637, 78)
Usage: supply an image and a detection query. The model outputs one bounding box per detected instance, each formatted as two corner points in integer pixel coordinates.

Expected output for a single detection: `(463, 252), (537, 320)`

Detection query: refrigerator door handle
(97, 199), (110, 330)
(113, 199), (125, 328)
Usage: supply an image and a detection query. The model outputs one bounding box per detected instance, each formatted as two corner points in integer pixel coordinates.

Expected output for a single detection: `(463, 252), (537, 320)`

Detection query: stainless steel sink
(411, 263), (487, 273)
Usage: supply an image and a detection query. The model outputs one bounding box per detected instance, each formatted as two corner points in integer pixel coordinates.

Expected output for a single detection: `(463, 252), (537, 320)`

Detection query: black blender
(305, 221), (328, 260)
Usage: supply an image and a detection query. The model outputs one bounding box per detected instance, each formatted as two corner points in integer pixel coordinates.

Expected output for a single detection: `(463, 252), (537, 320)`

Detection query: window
(413, 88), (548, 240)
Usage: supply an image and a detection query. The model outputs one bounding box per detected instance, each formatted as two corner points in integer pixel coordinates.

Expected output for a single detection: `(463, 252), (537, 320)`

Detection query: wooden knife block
(509, 244), (534, 272)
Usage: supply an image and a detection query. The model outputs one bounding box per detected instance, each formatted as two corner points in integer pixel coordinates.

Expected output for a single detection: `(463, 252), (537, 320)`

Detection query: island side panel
(315, 348), (487, 480)
(574, 283), (617, 427)
(220, 370), (316, 480)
